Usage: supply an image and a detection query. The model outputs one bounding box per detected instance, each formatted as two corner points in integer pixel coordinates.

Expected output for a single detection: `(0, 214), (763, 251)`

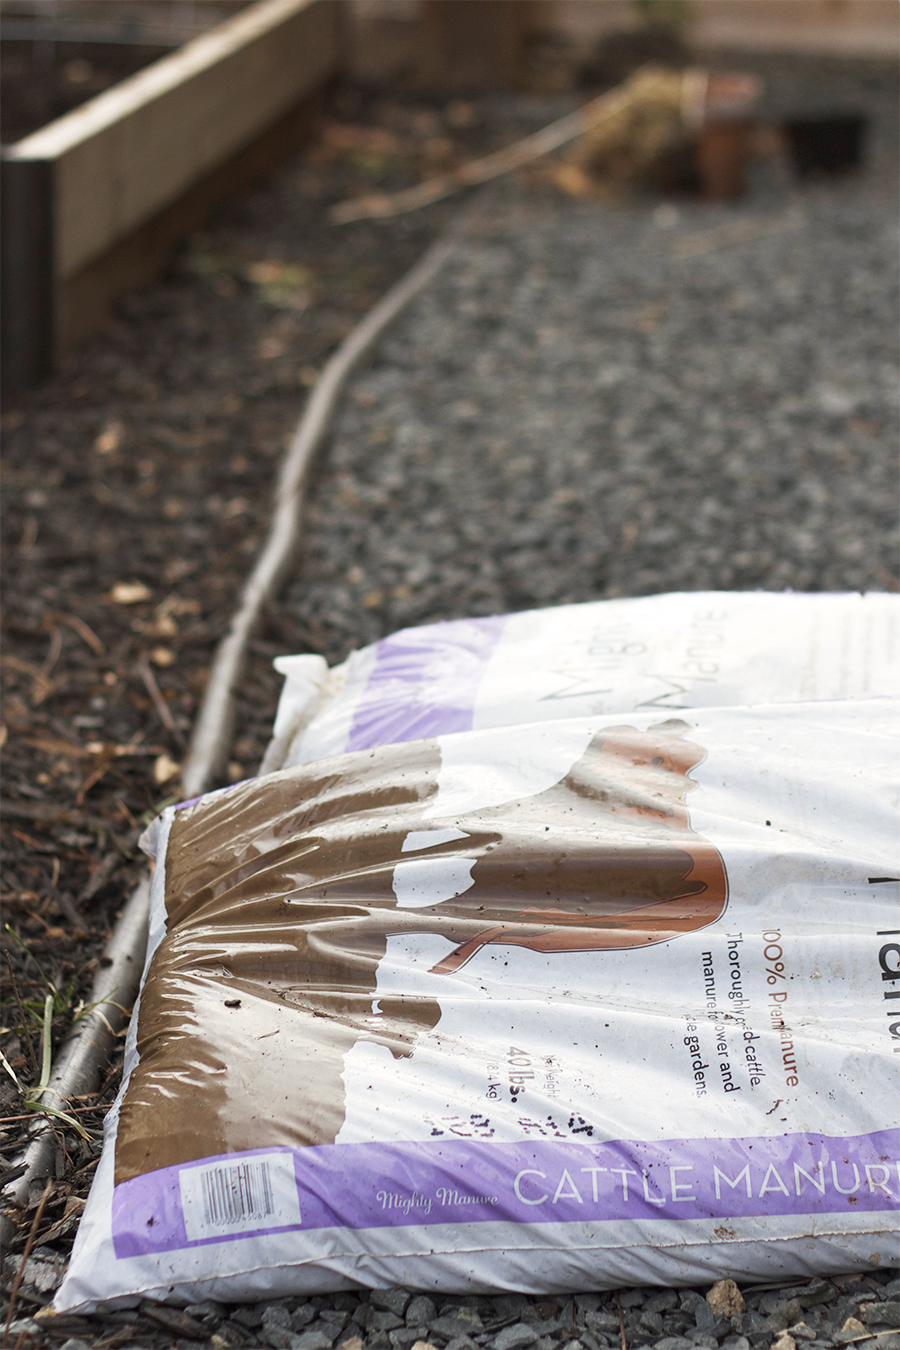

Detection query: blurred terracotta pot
(697, 121), (751, 200)
(696, 71), (762, 200)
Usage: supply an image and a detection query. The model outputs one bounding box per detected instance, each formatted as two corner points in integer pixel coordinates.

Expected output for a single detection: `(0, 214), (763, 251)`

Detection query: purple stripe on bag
(112, 1127), (899, 1258)
(345, 615), (507, 752)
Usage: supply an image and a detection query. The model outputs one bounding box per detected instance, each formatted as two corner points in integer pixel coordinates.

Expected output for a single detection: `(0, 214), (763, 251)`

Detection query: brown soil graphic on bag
(116, 719), (726, 1181)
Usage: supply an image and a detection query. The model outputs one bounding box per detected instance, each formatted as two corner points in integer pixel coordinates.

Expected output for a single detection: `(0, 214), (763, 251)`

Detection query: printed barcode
(202, 1160), (274, 1227)
(179, 1151), (302, 1242)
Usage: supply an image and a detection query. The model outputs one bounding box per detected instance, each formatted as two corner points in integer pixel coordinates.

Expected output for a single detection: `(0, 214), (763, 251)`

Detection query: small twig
(137, 658), (183, 743)
(672, 206), (806, 259)
(615, 1294), (628, 1350)
(330, 81), (637, 224)
(49, 884), (83, 929)
(33, 1196), (86, 1247)
(1, 655), (53, 707)
(76, 851), (119, 906)
(49, 611), (105, 656)
(3, 1176), (53, 1344)
(39, 625), (63, 680)
(1, 1103), (111, 1124)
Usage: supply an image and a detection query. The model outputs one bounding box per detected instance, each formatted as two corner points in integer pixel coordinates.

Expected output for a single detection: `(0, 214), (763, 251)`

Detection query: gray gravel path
(7, 1267), (900, 1350)
(288, 86), (898, 664)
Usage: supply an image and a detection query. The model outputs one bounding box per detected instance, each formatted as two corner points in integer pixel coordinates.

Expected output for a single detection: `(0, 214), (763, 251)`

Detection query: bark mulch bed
(0, 82), (576, 1288)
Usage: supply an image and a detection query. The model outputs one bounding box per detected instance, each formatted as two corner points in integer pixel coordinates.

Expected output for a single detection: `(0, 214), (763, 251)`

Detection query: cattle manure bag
(55, 593), (899, 1310)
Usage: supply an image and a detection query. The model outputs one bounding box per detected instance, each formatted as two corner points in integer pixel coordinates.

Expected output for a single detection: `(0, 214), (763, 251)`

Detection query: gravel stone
(141, 1302), (210, 1340)
(407, 1300), (439, 1327)
(292, 1330), (339, 1350)
(185, 1302), (221, 1320)
(746, 1312), (771, 1337)
(443, 1337), (481, 1350)
(653, 1338), (695, 1350)
(531, 1318), (565, 1336)
(212, 1329), (250, 1350)
(372, 1312), (407, 1333)
(681, 1294), (708, 1317)
(800, 1284), (839, 1310)
(393, 1332), (431, 1350)
(647, 1295), (681, 1314)
(867, 1304), (900, 1329)
(373, 1292), (413, 1318)
(639, 1312), (665, 1337)
(320, 1311), (351, 1331)
(233, 1307), (266, 1329)
(708, 1285), (746, 1321)
(4, 1253), (64, 1296)
(664, 1315), (694, 1335)
(720, 1337), (750, 1350)
(263, 1334), (295, 1350)
(579, 1332), (611, 1350)
(493, 1323), (541, 1350)
(6, 1324), (40, 1342)
(495, 1298), (535, 1322)
(264, 1307), (294, 1332)
(430, 1314), (483, 1339)
(833, 1327), (865, 1346)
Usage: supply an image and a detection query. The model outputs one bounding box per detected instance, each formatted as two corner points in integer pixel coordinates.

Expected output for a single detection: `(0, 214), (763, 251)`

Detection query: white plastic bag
(56, 688), (899, 1310)
(263, 591), (897, 772)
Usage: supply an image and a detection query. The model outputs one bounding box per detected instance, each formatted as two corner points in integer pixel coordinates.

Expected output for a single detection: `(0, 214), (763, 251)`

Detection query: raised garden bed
(1, 0), (339, 388)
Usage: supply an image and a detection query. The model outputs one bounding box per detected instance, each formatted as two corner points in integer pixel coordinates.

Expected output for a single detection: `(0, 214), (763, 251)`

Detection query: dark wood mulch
(0, 81), (512, 1261)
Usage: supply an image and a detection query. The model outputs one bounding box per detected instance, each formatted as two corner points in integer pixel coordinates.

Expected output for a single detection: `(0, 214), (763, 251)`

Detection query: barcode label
(179, 1152), (301, 1242)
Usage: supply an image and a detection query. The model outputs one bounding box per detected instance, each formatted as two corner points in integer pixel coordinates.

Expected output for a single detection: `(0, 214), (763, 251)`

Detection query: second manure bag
(57, 690), (898, 1308)
(262, 591), (897, 771)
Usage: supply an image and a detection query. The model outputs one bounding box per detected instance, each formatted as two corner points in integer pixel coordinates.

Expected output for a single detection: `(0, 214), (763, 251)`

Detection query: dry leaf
(26, 733), (90, 759)
(153, 753), (181, 786)
(110, 582), (152, 605)
(94, 418), (123, 454)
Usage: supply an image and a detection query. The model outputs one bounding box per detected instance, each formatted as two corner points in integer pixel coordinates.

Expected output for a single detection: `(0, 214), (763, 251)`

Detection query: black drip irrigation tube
(0, 205), (474, 1244)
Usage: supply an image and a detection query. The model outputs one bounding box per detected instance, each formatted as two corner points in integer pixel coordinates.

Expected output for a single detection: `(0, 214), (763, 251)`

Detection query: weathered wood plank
(6, 0), (340, 281)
